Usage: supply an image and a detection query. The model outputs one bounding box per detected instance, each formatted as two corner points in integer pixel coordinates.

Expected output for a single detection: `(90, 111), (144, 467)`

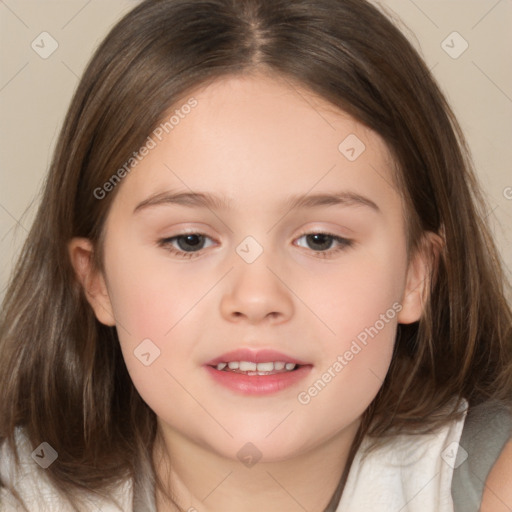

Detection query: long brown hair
(1, 0), (511, 510)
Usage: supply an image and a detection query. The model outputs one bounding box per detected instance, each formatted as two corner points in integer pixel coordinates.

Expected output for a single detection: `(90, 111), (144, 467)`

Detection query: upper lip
(205, 348), (310, 367)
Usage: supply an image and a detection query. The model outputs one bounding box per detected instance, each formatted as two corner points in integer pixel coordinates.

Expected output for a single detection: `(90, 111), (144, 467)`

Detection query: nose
(219, 251), (294, 325)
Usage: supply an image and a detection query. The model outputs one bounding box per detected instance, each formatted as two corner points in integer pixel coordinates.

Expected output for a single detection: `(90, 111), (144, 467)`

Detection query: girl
(1, 0), (511, 511)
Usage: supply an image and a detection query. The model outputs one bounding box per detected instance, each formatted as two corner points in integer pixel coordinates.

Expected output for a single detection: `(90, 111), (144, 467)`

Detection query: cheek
(101, 242), (209, 393)
(295, 282), (399, 433)
(296, 238), (406, 347)
(293, 236), (406, 418)
(103, 240), (211, 338)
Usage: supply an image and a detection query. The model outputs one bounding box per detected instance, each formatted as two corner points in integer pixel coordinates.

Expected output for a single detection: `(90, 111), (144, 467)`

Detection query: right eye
(158, 233), (216, 258)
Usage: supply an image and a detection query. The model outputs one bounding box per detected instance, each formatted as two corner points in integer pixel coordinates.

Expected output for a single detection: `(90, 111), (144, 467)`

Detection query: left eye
(294, 232), (353, 254)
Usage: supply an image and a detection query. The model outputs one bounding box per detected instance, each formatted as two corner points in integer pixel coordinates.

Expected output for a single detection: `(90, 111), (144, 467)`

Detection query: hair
(1, 0), (511, 510)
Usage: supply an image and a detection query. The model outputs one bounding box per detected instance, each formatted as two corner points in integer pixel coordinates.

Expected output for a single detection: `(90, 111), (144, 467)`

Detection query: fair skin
(70, 72), (440, 511)
(481, 439), (512, 511)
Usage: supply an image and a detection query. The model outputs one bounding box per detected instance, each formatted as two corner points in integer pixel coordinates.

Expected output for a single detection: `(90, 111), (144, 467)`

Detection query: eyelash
(158, 230), (354, 260)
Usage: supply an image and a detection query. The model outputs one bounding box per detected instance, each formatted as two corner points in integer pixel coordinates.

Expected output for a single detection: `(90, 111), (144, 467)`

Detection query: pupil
(178, 234), (203, 252)
(308, 234), (332, 251)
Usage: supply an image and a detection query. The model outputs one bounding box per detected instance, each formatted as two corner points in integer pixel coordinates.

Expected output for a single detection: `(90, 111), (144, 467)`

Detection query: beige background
(0, 0), (511, 301)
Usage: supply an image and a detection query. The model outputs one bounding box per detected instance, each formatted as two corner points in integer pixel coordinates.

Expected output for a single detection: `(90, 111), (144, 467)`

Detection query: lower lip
(203, 365), (313, 395)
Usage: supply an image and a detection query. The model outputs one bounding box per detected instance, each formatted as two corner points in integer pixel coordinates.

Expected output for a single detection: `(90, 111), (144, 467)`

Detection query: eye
(158, 233), (215, 259)
(158, 231), (353, 260)
(294, 231), (353, 258)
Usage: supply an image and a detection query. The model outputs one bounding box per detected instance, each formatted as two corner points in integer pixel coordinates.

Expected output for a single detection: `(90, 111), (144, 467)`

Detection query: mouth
(203, 348), (313, 395)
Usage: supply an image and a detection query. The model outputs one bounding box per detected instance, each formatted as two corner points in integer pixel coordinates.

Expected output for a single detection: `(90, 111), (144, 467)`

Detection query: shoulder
(451, 399), (512, 511)
(337, 403), (467, 511)
(480, 437), (512, 512)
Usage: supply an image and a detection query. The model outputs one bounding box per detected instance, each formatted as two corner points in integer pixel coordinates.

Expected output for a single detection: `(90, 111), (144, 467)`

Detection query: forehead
(112, 72), (400, 215)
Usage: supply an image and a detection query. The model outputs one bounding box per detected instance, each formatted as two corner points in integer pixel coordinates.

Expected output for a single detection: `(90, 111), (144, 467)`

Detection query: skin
(69, 72), (438, 512)
(481, 439), (512, 511)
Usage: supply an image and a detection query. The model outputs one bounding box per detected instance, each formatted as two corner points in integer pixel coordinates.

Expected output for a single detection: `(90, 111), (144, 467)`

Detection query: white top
(336, 402), (467, 511)
(1, 402), (467, 511)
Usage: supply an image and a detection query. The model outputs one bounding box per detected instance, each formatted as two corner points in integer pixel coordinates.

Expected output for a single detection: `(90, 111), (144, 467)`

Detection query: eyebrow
(133, 189), (380, 214)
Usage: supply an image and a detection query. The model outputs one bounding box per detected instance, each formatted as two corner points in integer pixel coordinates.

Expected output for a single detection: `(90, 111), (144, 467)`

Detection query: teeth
(215, 361), (297, 372)
(239, 361), (257, 371)
(256, 362), (274, 372)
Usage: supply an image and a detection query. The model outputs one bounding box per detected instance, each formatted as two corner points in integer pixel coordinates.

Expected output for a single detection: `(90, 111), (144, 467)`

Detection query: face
(73, 72), (429, 463)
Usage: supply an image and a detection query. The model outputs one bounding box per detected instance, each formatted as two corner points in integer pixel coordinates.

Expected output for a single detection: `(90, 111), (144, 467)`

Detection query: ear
(397, 231), (444, 324)
(68, 237), (116, 326)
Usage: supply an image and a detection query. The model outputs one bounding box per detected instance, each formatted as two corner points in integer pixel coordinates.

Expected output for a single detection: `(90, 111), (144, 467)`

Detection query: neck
(153, 419), (361, 512)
